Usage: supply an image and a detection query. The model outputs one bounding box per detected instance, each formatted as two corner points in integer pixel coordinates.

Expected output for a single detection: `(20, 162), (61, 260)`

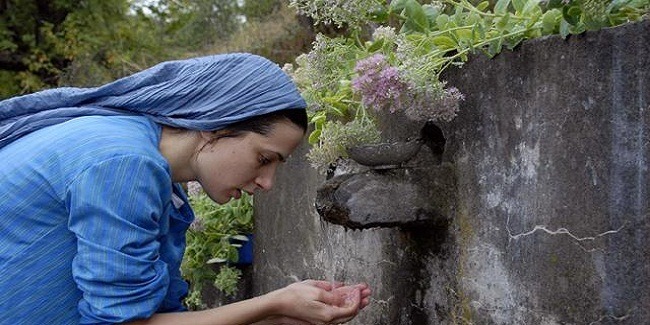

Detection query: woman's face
(194, 120), (304, 204)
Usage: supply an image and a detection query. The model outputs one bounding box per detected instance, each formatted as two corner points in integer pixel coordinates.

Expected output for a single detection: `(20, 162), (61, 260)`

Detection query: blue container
(236, 234), (253, 265)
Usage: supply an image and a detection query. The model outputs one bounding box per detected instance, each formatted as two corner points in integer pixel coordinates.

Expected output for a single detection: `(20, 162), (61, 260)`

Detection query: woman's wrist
(256, 286), (287, 318)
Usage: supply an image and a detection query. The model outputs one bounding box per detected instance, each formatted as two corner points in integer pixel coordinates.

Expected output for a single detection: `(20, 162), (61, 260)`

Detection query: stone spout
(315, 163), (457, 229)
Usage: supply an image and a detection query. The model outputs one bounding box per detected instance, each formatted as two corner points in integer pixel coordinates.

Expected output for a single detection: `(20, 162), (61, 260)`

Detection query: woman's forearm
(125, 295), (276, 325)
(123, 280), (369, 325)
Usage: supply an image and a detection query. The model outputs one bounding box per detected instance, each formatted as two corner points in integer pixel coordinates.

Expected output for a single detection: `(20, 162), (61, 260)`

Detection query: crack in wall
(506, 216), (627, 252)
(587, 309), (633, 324)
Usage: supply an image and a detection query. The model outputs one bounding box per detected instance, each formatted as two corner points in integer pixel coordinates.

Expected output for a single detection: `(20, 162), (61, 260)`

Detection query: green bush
(287, 0), (650, 170)
(182, 186), (254, 309)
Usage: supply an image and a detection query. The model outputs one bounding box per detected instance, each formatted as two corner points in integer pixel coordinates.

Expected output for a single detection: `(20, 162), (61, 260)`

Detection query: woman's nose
(255, 168), (275, 191)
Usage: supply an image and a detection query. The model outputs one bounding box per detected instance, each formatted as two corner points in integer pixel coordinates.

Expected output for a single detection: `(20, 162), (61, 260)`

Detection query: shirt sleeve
(66, 154), (173, 324)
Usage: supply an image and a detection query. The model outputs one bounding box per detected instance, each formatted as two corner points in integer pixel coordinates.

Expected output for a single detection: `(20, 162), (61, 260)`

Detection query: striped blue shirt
(0, 116), (194, 324)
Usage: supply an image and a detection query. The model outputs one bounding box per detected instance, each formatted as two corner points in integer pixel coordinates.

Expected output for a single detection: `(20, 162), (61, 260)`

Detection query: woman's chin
(231, 189), (242, 200)
(203, 191), (229, 204)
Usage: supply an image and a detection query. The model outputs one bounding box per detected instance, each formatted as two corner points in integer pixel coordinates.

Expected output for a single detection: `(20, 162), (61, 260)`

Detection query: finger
(361, 294), (370, 308)
(317, 289), (345, 307)
(309, 280), (344, 291)
(360, 287), (371, 297)
(360, 297), (370, 309)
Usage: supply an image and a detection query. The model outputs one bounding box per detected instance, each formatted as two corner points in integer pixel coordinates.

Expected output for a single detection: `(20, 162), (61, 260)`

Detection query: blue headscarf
(0, 53), (307, 149)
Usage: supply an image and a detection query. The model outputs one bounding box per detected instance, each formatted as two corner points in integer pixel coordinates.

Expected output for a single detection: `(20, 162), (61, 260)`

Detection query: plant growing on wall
(182, 182), (254, 309)
(287, 0), (649, 171)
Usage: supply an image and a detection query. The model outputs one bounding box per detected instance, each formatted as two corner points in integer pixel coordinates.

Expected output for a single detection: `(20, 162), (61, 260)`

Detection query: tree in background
(135, 0), (243, 49)
(0, 0), (315, 99)
(205, 0), (316, 66)
(3, 1), (125, 95)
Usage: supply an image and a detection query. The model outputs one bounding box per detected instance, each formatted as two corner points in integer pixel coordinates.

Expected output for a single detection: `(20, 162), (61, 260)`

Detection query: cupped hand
(264, 280), (372, 325)
(327, 283), (372, 324)
(303, 280), (371, 309)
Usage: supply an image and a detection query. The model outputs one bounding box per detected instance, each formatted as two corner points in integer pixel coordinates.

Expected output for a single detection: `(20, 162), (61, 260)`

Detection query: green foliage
(213, 265), (243, 297)
(59, 1), (184, 87)
(183, 288), (207, 311)
(182, 190), (254, 307)
(289, 0), (385, 29)
(0, 0), (135, 94)
(288, 0), (649, 170)
(2, 0), (278, 98)
(202, 3), (313, 65)
(306, 117), (381, 172)
(551, 0), (650, 36)
(135, 0), (243, 49)
(240, 0), (284, 20)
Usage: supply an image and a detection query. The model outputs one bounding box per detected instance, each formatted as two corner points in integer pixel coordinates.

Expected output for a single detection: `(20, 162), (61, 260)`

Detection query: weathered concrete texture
(442, 19), (649, 324)
(254, 19), (649, 324)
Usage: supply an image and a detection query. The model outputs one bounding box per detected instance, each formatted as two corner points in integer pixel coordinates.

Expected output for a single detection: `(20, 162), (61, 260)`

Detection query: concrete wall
(253, 19), (649, 324)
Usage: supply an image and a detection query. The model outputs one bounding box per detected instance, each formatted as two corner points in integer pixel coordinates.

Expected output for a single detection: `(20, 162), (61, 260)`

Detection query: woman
(0, 53), (371, 324)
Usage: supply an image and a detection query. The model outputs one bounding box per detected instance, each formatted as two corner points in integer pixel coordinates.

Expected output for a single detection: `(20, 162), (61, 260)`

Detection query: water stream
(318, 217), (346, 288)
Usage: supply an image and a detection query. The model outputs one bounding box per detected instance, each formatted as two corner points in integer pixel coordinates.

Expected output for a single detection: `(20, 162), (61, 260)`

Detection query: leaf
(541, 9), (561, 34)
(329, 105), (345, 116)
(521, 0), (541, 14)
(308, 129), (322, 144)
(562, 5), (582, 25)
(488, 37), (504, 57)
(473, 22), (487, 40)
(559, 19), (571, 38)
(546, 0), (564, 9)
(452, 28), (474, 49)
(495, 0), (511, 14)
(368, 7), (390, 23)
(390, 0), (410, 12)
(435, 14), (450, 29)
(432, 35), (457, 49)
(512, 0), (526, 12)
(476, 1), (490, 11)
(422, 4), (441, 24)
(207, 257), (227, 264)
(310, 113), (326, 124)
(0, 39), (18, 51)
(366, 39), (385, 52)
(404, 0), (430, 32)
(496, 12), (511, 30)
(231, 234), (249, 241)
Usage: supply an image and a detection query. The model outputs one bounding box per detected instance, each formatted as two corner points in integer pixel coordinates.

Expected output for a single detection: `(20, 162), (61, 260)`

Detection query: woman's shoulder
(61, 115), (167, 166)
(53, 115), (161, 153)
(62, 115), (160, 140)
(0, 115), (170, 213)
(0, 115), (168, 178)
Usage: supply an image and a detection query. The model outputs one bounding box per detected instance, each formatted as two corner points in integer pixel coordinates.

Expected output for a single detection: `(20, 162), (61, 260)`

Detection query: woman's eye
(259, 155), (271, 165)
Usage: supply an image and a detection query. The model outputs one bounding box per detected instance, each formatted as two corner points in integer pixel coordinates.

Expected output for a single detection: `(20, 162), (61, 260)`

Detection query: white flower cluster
(404, 87), (465, 122)
(371, 26), (397, 43)
(289, 0), (384, 28)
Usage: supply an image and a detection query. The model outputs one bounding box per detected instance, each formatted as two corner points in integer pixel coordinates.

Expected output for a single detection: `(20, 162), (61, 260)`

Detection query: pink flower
(352, 54), (409, 112)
